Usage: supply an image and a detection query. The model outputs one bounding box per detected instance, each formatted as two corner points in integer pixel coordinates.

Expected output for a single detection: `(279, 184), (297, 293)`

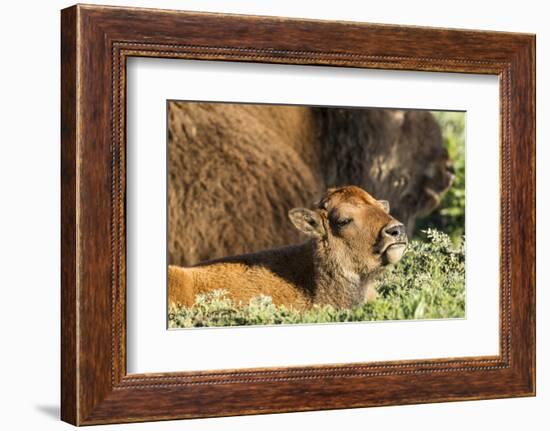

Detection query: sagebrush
(168, 229), (465, 328)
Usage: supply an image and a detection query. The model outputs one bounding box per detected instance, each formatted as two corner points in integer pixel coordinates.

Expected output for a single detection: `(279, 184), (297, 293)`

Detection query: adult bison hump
(168, 102), (453, 267)
(168, 102), (320, 266)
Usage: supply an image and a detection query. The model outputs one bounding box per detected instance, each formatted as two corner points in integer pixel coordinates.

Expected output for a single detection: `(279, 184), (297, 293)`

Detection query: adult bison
(168, 102), (453, 267)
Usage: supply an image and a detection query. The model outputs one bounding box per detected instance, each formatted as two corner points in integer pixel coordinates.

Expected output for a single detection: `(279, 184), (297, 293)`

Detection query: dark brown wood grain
(61, 4), (536, 425)
(60, 6), (77, 425)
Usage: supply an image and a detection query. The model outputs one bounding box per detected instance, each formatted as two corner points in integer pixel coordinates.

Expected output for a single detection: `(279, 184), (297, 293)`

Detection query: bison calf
(168, 186), (407, 310)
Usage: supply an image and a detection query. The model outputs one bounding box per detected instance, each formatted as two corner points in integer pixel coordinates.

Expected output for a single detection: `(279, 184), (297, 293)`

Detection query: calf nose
(383, 222), (406, 239)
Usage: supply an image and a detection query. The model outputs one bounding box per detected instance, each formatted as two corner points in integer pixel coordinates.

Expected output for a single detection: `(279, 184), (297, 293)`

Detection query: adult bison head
(315, 108), (455, 234)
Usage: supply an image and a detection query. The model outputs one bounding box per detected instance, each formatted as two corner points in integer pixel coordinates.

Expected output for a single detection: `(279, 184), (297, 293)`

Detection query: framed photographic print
(61, 4), (535, 425)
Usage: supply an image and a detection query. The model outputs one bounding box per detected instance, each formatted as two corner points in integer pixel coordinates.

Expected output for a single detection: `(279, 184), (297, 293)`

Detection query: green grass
(168, 229), (465, 328)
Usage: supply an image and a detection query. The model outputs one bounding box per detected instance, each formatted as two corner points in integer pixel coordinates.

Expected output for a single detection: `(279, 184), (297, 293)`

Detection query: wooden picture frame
(61, 4), (535, 425)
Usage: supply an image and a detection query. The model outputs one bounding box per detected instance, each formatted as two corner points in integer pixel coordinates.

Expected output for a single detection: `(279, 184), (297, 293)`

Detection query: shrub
(168, 229), (465, 328)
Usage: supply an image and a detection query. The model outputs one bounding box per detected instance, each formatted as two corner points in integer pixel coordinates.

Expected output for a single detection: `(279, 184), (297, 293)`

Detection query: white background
(0, 0), (546, 430)
(127, 59), (500, 373)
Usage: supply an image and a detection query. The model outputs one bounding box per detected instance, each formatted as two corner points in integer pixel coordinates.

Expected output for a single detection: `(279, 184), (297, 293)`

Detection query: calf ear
(378, 200), (390, 213)
(288, 208), (326, 238)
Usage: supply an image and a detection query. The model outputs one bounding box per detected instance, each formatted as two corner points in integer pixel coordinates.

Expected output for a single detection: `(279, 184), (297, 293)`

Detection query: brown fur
(315, 108), (454, 233)
(168, 102), (453, 266)
(168, 186), (408, 310)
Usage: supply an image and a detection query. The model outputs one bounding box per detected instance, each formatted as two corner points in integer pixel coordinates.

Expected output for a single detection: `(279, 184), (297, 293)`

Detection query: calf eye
(335, 218), (352, 228)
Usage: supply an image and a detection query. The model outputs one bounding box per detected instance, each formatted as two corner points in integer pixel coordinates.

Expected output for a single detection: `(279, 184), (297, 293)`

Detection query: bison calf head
(289, 185), (407, 277)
